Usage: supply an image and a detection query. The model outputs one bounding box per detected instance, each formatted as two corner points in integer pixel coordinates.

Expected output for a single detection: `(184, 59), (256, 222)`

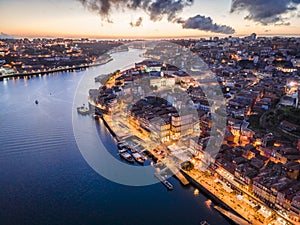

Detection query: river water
(0, 49), (230, 225)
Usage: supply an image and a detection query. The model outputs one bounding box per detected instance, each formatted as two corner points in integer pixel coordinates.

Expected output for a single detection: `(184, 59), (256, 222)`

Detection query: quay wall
(181, 170), (250, 223)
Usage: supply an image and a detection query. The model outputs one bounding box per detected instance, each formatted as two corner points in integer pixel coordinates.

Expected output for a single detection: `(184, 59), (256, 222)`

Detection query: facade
(150, 76), (176, 88)
(290, 196), (300, 221)
(171, 113), (193, 140)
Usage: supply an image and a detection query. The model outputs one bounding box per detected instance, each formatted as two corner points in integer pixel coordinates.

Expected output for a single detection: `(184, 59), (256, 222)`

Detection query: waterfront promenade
(101, 112), (272, 224)
(184, 169), (294, 225)
(185, 169), (265, 225)
(98, 103), (278, 224)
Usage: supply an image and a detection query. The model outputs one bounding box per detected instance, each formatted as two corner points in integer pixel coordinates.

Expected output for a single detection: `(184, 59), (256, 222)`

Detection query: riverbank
(92, 92), (295, 225)
(182, 169), (284, 225)
(90, 87), (292, 225)
(0, 67), (233, 225)
(0, 57), (113, 80)
(100, 115), (119, 142)
(95, 110), (263, 224)
(182, 170), (256, 224)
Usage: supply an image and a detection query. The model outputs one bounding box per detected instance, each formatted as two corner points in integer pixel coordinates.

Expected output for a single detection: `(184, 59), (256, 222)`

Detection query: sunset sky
(0, 0), (300, 39)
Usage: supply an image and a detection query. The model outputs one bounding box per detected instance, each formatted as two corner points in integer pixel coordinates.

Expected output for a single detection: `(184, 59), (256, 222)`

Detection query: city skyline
(1, 0), (300, 39)
(1, 2), (300, 225)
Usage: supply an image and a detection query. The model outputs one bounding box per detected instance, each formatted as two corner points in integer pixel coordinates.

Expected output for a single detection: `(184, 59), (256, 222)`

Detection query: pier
(164, 160), (189, 186)
(100, 116), (119, 142)
(154, 173), (174, 190)
(214, 206), (250, 225)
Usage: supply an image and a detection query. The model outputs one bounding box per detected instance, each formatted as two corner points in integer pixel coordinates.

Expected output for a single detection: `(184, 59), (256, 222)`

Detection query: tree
(181, 161), (194, 171)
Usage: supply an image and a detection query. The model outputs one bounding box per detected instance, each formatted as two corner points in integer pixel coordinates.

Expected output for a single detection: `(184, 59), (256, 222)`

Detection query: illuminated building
(171, 113), (193, 140)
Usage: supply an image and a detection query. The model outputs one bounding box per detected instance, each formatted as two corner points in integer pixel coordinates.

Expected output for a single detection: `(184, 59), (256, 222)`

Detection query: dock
(154, 173), (174, 190)
(164, 159), (189, 186)
(214, 206), (250, 225)
(100, 116), (120, 142)
(172, 168), (189, 185)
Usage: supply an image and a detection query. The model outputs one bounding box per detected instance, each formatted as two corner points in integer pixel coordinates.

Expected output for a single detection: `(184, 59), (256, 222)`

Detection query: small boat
(130, 147), (137, 153)
(117, 142), (127, 149)
(163, 180), (174, 190)
(77, 104), (89, 115)
(154, 173), (173, 190)
(200, 221), (210, 225)
(118, 148), (127, 154)
(119, 152), (134, 163)
(132, 152), (145, 164)
(117, 142), (131, 150)
(35, 100), (39, 105)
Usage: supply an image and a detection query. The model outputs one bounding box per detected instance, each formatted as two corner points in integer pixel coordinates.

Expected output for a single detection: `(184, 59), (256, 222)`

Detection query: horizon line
(3, 32), (300, 40)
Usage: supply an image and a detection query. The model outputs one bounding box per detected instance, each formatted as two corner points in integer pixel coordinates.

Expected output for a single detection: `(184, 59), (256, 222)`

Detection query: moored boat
(154, 173), (173, 190)
(77, 104), (89, 115)
(117, 141), (131, 151)
(129, 147), (137, 153)
(119, 152), (134, 163)
(118, 148), (127, 153)
(131, 152), (145, 164)
(164, 180), (173, 190)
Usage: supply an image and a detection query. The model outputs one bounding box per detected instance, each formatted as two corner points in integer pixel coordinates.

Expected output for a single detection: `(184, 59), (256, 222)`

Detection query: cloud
(147, 0), (193, 22)
(78, 0), (235, 34)
(275, 21), (291, 26)
(130, 17), (143, 27)
(78, 0), (193, 22)
(180, 15), (235, 34)
(230, 0), (300, 25)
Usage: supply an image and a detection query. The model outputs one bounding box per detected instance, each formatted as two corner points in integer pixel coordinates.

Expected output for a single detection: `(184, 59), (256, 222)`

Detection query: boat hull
(119, 152), (134, 163)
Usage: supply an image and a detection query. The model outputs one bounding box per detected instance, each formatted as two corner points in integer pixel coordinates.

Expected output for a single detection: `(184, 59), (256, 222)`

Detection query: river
(0, 49), (230, 225)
